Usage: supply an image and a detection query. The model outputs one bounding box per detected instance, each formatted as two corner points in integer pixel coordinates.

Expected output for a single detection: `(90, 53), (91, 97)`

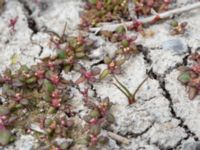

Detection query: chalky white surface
(0, 0), (200, 150)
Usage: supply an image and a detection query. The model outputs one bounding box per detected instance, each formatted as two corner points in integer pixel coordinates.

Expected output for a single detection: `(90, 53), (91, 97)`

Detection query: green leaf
(43, 79), (55, 93)
(89, 0), (97, 4)
(20, 65), (29, 73)
(68, 37), (77, 48)
(90, 109), (100, 118)
(170, 20), (178, 27)
(75, 46), (84, 52)
(77, 137), (89, 145)
(98, 136), (109, 145)
(116, 26), (125, 34)
(0, 129), (12, 146)
(121, 40), (129, 47)
(75, 52), (85, 58)
(26, 76), (37, 84)
(178, 72), (191, 84)
(99, 69), (110, 80)
(0, 106), (10, 116)
(103, 56), (112, 64)
(4, 69), (12, 76)
(106, 113), (115, 123)
(57, 51), (67, 59)
(10, 53), (20, 65)
(90, 125), (101, 135)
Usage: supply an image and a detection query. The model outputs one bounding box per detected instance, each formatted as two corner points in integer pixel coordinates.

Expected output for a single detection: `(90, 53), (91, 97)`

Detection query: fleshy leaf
(116, 26), (125, 34)
(57, 51), (67, 59)
(103, 56), (112, 64)
(121, 40), (129, 47)
(75, 76), (85, 84)
(89, 0), (97, 4)
(0, 129), (11, 146)
(10, 53), (20, 65)
(43, 79), (55, 93)
(106, 113), (115, 123)
(26, 77), (37, 84)
(0, 106), (10, 116)
(99, 69), (110, 80)
(188, 86), (198, 100)
(178, 72), (191, 84)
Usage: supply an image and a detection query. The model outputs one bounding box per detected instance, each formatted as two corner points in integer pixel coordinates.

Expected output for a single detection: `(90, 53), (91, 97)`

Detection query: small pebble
(162, 39), (188, 55)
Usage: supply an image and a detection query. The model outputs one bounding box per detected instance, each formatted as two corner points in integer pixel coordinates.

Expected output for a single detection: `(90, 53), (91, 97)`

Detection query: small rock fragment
(15, 135), (35, 150)
(162, 39), (188, 55)
(54, 138), (73, 149)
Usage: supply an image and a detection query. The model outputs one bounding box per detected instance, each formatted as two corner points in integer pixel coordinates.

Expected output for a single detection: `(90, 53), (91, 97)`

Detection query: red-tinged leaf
(75, 76), (86, 84)
(177, 66), (190, 72)
(188, 86), (198, 100)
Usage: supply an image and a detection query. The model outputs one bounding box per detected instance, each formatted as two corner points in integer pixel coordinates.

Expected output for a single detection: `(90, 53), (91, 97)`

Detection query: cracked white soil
(1, 0), (200, 150)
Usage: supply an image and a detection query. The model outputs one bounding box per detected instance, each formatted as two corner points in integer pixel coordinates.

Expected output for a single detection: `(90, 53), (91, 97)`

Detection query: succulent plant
(80, 97), (114, 148)
(0, 30), (115, 149)
(133, 0), (171, 17)
(169, 20), (188, 35)
(178, 53), (200, 100)
(0, 0), (154, 148)
(80, 0), (130, 28)
(8, 16), (18, 32)
(75, 66), (101, 84)
(99, 55), (126, 80)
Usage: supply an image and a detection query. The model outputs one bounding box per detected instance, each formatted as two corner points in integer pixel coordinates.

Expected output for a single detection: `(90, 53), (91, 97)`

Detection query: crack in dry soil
(141, 45), (199, 149)
(125, 121), (155, 139)
(8, 1), (199, 149)
(18, 0), (38, 34)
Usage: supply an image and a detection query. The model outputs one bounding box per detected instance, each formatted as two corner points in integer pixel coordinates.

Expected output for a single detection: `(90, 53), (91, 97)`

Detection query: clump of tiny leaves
(169, 20), (188, 35)
(49, 34), (96, 70)
(99, 52), (137, 81)
(99, 26), (127, 43)
(75, 64), (101, 84)
(80, 0), (130, 28)
(0, 62), (74, 148)
(0, 32), (116, 149)
(98, 26), (140, 80)
(178, 53), (200, 100)
(78, 91), (115, 149)
(99, 55), (126, 80)
(100, 26), (139, 58)
(0, 0), (155, 148)
(133, 0), (171, 17)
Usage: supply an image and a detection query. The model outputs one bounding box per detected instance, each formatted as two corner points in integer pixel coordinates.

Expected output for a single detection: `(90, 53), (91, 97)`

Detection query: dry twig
(107, 131), (130, 145)
(90, 2), (200, 33)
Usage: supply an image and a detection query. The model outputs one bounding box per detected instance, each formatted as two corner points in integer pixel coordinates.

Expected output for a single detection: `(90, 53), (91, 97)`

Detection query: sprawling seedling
(80, 0), (130, 28)
(0, 33), (116, 149)
(178, 53), (200, 100)
(133, 0), (171, 17)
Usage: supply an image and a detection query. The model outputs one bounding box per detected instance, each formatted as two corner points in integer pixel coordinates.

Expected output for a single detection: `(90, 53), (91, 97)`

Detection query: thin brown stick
(107, 131), (130, 145)
(90, 2), (200, 33)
